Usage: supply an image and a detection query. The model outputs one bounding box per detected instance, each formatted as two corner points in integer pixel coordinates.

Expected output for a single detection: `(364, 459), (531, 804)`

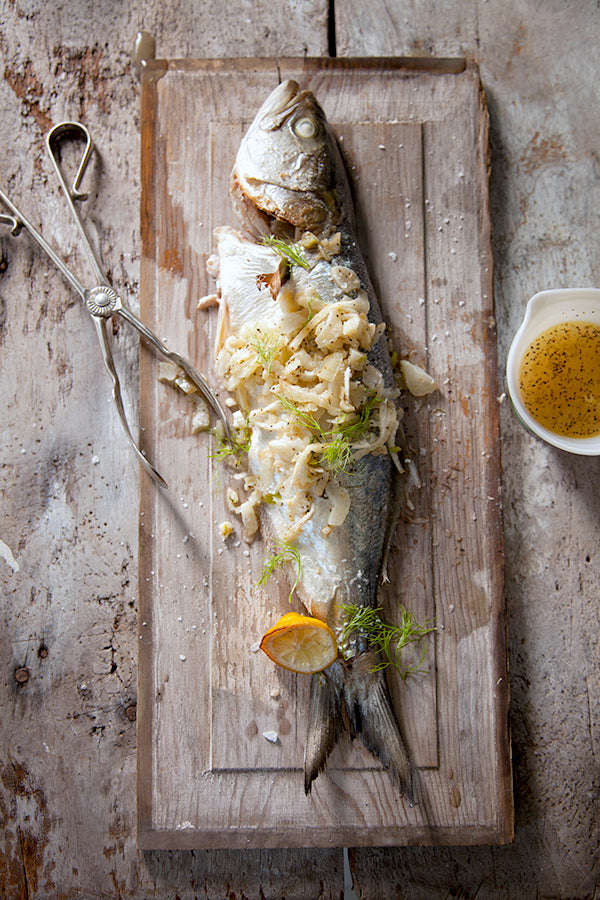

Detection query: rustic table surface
(1, 2), (599, 898)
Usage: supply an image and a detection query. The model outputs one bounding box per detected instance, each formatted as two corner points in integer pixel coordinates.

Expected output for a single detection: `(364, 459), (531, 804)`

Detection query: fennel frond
(247, 328), (282, 373)
(276, 390), (380, 475)
(340, 604), (435, 678)
(257, 541), (302, 602)
(261, 235), (310, 270)
(210, 418), (251, 466)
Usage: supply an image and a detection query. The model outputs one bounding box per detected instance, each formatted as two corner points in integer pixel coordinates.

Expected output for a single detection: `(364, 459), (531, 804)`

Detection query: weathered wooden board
(137, 57), (512, 849)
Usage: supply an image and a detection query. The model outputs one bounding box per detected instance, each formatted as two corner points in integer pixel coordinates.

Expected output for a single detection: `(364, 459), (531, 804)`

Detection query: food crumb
(191, 402), (210, 433)
(219, 521), (234, 540)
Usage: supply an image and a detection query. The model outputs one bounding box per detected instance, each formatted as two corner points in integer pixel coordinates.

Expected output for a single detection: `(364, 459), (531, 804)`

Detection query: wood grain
(3, 2), (600, 896)
(137, 57), (512, 849)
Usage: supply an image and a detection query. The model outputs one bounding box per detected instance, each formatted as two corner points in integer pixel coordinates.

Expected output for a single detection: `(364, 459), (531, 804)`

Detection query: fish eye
(292, 116), (317, 139)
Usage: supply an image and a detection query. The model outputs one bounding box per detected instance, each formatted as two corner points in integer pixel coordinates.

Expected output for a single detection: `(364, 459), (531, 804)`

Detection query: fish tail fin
(304, 665), (344, 794)
(304, 654), (413, 800)
(347, 653), (414, 801)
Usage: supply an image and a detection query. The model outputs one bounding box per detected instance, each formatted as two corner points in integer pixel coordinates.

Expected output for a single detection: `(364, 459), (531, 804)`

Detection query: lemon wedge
(259, 612), (338, 674)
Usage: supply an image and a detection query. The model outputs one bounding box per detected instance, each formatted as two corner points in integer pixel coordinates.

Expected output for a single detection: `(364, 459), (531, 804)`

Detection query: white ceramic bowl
(506, 288), (600, 455)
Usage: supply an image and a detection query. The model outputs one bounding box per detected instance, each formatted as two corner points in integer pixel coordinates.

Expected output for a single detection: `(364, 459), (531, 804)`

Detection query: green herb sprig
(257, 541), (302, 602)
(247, 328), (282, 373)
(340, 604), (435, 678)
(210, 419), (251, 466)
(275, 391), (381, 475)
(261, 235), (310, 270)
(275, 393), (322, 434)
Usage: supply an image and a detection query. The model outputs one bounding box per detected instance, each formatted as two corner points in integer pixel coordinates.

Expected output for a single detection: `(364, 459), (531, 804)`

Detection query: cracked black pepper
(518, 320), (600, 438)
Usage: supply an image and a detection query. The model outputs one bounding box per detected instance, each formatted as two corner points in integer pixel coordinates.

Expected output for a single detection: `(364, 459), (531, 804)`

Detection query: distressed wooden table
(1, 2), (599, 897)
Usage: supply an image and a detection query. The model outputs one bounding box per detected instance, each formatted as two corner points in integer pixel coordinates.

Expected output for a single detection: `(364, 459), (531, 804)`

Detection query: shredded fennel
(215, 236), (402, 540)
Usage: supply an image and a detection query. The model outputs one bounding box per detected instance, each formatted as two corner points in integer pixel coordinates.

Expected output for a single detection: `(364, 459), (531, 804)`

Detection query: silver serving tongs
(0, 121), (230, 489)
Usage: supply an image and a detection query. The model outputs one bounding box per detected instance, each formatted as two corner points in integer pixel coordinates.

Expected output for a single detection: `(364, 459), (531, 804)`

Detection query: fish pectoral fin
(304, 665), (344, 795)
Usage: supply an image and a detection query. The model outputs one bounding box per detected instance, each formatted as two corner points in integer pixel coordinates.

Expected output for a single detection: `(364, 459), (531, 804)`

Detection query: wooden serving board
(137, 58), (513, 849)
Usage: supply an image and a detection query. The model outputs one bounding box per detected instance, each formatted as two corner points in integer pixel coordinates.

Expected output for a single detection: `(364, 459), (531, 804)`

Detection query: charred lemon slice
(259, 612), (338, 674)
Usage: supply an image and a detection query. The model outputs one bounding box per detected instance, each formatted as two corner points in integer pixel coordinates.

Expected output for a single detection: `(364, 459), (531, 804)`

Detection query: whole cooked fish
(209, 80), (417, 797)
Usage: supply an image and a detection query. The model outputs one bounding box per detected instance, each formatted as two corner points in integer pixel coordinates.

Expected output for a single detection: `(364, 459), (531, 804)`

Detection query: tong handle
(46, 122), (106, 286)
(93, 316), (168, 489)
(48, 122), (231, 446)
(2, 122), (232, 489)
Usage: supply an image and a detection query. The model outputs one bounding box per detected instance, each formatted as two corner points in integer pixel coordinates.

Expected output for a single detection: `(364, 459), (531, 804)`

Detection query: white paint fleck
(0, 539), (19, 573)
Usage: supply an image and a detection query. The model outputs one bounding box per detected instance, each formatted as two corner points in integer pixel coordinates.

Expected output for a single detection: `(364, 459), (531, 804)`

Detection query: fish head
(231, 80), (350, 235)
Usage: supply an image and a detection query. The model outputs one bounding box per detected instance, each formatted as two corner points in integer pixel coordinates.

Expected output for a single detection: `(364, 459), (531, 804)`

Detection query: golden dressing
(519, 320), (600, 438)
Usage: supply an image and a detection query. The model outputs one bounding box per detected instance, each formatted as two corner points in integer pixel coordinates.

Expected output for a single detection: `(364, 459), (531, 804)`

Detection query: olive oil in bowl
(518, 320), (600, 439)
(506, 288), (600, 454)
